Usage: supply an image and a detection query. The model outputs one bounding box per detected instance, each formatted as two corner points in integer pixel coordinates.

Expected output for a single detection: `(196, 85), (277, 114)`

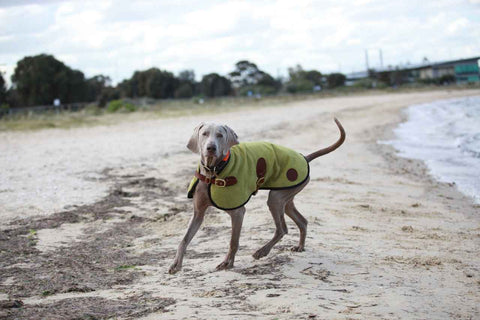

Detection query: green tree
(5, 89), (21, 107)
(0, 72), (6, 105)
(67, 69), (88, 103)
(178, 69), (195, 83)
(86, 75), (111, 102)
(200, 73), (232, 97)
(97, 86), (120, 107)
(229, 60), (279, 95)
(175, 83), (194, 98)
(229, 60), (261, 87)
(287, 65), (312, 93)
(376, 70), (391, 86)
(11, 54), (88, 106)
(175, 69), (196, 98)
(287, 65), (306, 81)
(286, 65), (322, 93)
(120, 68), (178, 99)
(305, 70), (323, 86)
(118, 79), (134, 98)
(326, 73), (346, 89)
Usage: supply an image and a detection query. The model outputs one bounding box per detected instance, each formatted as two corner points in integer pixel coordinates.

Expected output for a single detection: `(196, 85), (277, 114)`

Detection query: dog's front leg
(168, 211), (204, 274)
(169, 193), (208, 274)
(216, 207), (245, 271)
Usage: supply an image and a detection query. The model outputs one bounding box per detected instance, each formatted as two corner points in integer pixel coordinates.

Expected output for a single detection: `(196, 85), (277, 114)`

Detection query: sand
(1, 89), (479, 319)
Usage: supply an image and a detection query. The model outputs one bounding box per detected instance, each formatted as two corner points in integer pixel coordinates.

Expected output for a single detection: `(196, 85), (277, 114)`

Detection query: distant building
(416, 57), (480, 83)
(345, 71), (369, 86)
(346, 56), (480, 86)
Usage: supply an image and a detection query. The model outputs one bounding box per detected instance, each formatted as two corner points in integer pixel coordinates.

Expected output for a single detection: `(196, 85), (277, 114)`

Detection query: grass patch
(114, 265), (138, 271)
(41, 290), (53, 297)
(0, 94), (317, 131)
(106, 99), (137, 113)
(0, 112), (101, 131)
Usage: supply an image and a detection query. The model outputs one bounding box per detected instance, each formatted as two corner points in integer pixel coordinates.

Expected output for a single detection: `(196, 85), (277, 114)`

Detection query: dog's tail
(305, 118), (345, 163)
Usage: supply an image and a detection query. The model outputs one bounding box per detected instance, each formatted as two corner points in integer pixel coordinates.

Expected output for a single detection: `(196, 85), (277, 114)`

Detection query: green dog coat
(187, 142), (309, 210)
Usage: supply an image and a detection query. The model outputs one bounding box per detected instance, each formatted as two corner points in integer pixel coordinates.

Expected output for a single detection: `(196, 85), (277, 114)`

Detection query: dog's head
(187, 122), (239, 167)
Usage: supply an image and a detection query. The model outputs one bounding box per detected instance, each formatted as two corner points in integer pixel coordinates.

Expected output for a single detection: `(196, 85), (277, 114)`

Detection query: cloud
(0, 0), (479, 85)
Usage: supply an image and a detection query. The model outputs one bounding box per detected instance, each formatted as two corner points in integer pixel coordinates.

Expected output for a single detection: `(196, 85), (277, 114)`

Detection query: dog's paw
(168, 261), (182, 274)
(252, 248), (269, 260)
(291, 245), (305, 252)
(215, 260), (234, 271)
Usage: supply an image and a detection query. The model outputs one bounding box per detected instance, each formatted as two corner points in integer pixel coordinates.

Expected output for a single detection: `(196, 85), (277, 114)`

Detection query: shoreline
(1, 89), (480, 319)
(377, 97), (480, 212)
(387, 96), (480, 204)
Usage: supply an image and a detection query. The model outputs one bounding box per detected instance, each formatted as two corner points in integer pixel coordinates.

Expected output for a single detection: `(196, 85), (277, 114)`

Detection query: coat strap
(194, 171), (237, 187)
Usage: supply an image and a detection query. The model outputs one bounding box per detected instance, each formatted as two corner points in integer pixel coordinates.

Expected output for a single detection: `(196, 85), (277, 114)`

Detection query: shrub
(106, 99), (137, 113)
(122, 102), (137, 112)
(376, 81), (389, 89)
(326, 73), (346, 88)
(0, 103), (9, 117)
(238, 85), (278, 96)
(107, 99), (123, 112)
(83, 103), (102, 115)
(352, 78), (374, 89)
(439, 74), (455, 85)
(286, 79), (315, 93)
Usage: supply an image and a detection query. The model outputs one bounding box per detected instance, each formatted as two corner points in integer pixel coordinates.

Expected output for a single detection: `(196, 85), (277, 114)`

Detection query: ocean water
(388, 96), (480, 203)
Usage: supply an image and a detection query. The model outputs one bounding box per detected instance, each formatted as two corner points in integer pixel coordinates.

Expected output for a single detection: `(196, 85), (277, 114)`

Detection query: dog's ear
(223, 125), (239, 154)
(187, 122), (205, 153)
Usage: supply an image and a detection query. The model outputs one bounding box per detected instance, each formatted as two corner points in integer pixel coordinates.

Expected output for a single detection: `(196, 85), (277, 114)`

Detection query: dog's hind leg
(285, 200), (307, 252)
(252, 190), (288, 259)
(252, 178), (309, 259)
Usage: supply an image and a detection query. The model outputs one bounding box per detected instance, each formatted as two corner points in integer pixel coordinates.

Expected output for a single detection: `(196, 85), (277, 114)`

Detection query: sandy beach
(1, 89), (480, 319)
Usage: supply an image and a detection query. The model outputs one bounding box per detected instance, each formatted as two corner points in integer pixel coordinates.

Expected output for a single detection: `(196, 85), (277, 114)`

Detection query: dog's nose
(207, 145), (216, 153)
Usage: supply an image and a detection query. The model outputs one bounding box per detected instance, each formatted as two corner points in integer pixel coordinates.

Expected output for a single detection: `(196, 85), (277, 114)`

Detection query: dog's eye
(202, 132), (209, 136)
(216, 133), (224, 138)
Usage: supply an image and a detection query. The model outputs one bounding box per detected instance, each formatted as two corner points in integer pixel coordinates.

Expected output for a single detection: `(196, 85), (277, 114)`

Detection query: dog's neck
(199, 163), (217, 178)
(199, 151), (230, 178)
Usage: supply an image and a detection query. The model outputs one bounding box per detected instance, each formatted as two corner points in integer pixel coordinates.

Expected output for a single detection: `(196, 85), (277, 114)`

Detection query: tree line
(0, 54), (347, 108)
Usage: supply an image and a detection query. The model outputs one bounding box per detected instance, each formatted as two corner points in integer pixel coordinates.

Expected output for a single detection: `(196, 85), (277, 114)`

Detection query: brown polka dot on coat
(286, 168), (298, 181)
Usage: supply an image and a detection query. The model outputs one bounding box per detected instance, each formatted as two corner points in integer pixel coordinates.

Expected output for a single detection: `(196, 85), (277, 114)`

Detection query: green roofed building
(347, 56), (480, 86)
(420, 57), (480, 84)
(453, 61), (480, 83)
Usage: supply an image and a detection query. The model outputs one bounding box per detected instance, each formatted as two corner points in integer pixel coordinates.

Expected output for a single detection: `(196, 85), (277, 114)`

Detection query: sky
(1, 0), (479, 85)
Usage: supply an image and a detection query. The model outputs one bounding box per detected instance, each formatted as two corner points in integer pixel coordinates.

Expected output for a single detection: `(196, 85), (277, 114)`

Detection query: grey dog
(169, 119), (345, 274)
